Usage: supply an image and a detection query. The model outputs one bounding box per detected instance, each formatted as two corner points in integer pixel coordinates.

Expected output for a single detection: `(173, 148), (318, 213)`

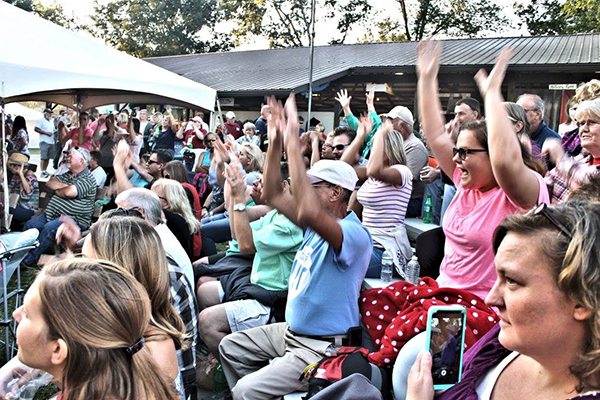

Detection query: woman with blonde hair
(353, 116), (414, 278)
(13, 258), (180, 400)
(83, 215), (196, 398)
(152, 178), (202, 259)
(238, 142), (263, 184)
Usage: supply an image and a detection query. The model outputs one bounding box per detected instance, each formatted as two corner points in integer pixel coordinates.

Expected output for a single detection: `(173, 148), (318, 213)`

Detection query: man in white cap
(222, 111), (242, 140)
(219, 95), (372, 400)
(23, 146), (96, 267)
(382, 105), (428, 217)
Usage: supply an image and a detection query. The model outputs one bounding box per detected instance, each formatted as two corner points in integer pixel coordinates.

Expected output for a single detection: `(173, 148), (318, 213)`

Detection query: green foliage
(219, 0), (372, 48)
(515, 0), (600, 35)
(32, 1), (78, 30)
(90, 0), (234, 57)
(2, 0), (33, 12)
(366, 0), (510, 43)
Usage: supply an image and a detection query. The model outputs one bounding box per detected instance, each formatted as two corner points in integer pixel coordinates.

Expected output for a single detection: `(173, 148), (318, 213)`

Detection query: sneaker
(40, 171), (50, 178)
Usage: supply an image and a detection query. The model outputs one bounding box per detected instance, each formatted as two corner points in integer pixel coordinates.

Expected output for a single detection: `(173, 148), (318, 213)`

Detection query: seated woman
(7, 152), (38, 230)
(163, 160), (201, 220)
(152, 178), (201, 260)
(417, 43), (549, 300)
(82, 215), (197, 398)
(13, 258), (180, 399)
(544, 97), (600, 203)
(407, 201), (600, 400)
(354, 117), (413, 278)
(237, 142), (263, 185)
(236, 122), (261, 147)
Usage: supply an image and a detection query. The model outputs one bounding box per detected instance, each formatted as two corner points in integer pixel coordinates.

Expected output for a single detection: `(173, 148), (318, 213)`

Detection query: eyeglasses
(452, 147), (488, 161)
(147, 159), (158, 165)
(206, 139), (217, 143)
(333, 144), (349, 151)
(527, 203), (573, 240)
(576, 119), (599, 128)
(523, 108), (539, 113)
(312, 182), (335, 189)
(111, 207), (144, 219)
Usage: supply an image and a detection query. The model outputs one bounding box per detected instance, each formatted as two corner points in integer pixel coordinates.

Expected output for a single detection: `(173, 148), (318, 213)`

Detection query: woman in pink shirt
(416, 43), (550, 300)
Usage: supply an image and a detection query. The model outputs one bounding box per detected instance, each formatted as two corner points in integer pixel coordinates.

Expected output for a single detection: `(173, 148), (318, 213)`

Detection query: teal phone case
(424, 305), (467, 390)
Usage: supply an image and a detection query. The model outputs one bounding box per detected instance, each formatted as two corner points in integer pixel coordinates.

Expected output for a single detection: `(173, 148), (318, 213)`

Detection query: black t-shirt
(155, 127), (175, 150)
(164, 209), (193, 260)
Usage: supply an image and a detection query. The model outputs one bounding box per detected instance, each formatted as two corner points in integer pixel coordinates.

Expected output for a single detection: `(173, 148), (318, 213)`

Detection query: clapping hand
(416, 40), (442, 80)
(283, 94), (300, 149)
(357, 113), (373, 139)
(475, 48), (512, 98)
(267, 96), (285, 146)
(224, 162), (247, 199)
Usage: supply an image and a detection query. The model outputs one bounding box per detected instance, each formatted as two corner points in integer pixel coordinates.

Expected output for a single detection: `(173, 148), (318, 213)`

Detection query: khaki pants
(219, 322), (333, 400)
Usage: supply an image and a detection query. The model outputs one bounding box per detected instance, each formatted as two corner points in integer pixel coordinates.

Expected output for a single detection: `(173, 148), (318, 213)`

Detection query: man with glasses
(517, 93), (560, 148)
(22, 147), (96, 267)
(218, 96), (372, 400)
(382, 105), (429, 217)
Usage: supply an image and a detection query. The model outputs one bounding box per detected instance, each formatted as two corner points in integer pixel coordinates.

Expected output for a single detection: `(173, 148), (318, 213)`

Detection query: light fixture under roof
(395, 72), (404, 76)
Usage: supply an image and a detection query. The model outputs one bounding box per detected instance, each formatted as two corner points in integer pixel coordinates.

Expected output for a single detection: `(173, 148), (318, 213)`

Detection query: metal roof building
(146, 34), (600, 129)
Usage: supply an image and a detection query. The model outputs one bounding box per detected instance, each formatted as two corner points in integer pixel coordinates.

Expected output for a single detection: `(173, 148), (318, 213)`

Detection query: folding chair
(0, 229), (39, 360)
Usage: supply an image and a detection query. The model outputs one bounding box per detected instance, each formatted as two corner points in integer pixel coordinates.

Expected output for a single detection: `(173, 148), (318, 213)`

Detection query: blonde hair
(493, 202), (600, 391)
(152, 179), (200, 233)
(574, 79), (600, 102)
(38, 258), (180, 400)
(90, 216), (185, 348)
(241, 143), (264, 173)
(384, 130), (407, 166)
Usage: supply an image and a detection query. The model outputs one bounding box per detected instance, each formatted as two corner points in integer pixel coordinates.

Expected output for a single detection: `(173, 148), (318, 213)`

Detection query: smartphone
(424, 305), (467, 390)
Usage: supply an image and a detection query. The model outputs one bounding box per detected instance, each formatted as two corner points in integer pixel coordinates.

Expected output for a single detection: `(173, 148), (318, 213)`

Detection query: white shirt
(155, 223), (194, 287)
(91, 166), (107, 187)
(36, 117), (55, 144)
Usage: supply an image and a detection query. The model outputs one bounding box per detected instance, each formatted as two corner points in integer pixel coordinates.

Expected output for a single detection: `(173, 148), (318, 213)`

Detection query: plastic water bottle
(380, 249), (394, 283)
(406, 255), (421, 284)
(422, 194), (433, 224)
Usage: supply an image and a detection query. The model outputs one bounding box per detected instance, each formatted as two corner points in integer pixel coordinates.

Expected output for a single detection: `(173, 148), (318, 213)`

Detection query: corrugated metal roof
(146, 34), (600, 94)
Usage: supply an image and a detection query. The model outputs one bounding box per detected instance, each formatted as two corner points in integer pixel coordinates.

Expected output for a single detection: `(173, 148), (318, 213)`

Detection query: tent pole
(1, 98), (9, 231)
(306, 0), (317, 131)
(215, 97), (226, 134)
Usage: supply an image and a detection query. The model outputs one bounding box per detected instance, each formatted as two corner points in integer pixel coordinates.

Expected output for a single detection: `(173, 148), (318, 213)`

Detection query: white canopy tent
(0, 2), (216, 111)
(0, 1), (218, 229)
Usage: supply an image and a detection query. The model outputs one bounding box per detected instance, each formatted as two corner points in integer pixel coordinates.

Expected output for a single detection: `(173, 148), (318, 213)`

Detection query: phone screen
(428, 310), (464, 386)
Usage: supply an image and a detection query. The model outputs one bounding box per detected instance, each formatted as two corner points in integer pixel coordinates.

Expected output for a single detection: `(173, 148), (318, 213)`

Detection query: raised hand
(366, 87), (376, 107)
(416, 40), (442, 80)
(357, 113), (373, 139)
(267, 96), (285, 145)
(283, 94), (300, 148)
(335, 89), (352, 109)
(474, 48), (513, 98)
(224, 162), (246, 199)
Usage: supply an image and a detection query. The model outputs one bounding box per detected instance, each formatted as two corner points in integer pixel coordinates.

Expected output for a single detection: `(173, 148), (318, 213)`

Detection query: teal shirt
(249, 209), (303, 291)
(345, 111), (382, 158)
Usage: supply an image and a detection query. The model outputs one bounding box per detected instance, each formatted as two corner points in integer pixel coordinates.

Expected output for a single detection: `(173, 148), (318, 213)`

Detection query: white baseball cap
(307, 160), (358, 192)
(225, 111), (236, 119)
(383, 106), (414, 126)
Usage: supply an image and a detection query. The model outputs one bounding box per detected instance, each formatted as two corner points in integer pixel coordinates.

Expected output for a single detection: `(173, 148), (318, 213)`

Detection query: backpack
(300, 347), (391, 399)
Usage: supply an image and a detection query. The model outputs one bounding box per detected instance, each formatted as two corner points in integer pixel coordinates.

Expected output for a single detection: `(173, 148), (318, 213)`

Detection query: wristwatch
(233, 203), (247, 212)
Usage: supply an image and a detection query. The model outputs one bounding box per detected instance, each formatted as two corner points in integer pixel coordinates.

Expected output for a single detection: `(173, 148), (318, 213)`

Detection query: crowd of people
(0, 40), (599, 400)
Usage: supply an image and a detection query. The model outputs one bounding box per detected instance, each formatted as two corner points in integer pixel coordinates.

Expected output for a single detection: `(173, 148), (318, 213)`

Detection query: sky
(39, 0), (529, 52)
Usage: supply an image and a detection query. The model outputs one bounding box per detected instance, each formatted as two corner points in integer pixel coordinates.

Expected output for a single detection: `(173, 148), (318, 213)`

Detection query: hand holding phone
(424, 305), (467, 390)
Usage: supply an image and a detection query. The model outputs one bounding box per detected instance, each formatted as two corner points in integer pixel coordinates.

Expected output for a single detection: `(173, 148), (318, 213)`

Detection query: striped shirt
(45, 168), (96, 228)
(356, 164), (413, 245)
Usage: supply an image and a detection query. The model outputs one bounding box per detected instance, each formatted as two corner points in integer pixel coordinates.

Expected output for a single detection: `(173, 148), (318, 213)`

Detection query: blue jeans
(23, 214), (86, 266)
(201, 213), (232, 244)
(422, 178), (444, 225)
(366, 246), (384, 278)
(441, 184), (457, 225)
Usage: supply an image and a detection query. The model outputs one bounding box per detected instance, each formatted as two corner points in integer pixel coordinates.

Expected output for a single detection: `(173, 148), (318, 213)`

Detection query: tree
(363, 0), (510, 43)
(90, 0), (234, 57)
(3, 0), (77, 29)
(515, 0), (600, 35)
(219, 0), (372, 48)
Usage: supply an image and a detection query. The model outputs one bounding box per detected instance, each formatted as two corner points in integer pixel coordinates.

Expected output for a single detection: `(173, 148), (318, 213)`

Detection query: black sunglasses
(147, 159), (159, 165)
(111, 207), (144, 219)
(527, 203), (573, 239)
(452, 147), (488, 161)
(333, 144), (349, 151)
